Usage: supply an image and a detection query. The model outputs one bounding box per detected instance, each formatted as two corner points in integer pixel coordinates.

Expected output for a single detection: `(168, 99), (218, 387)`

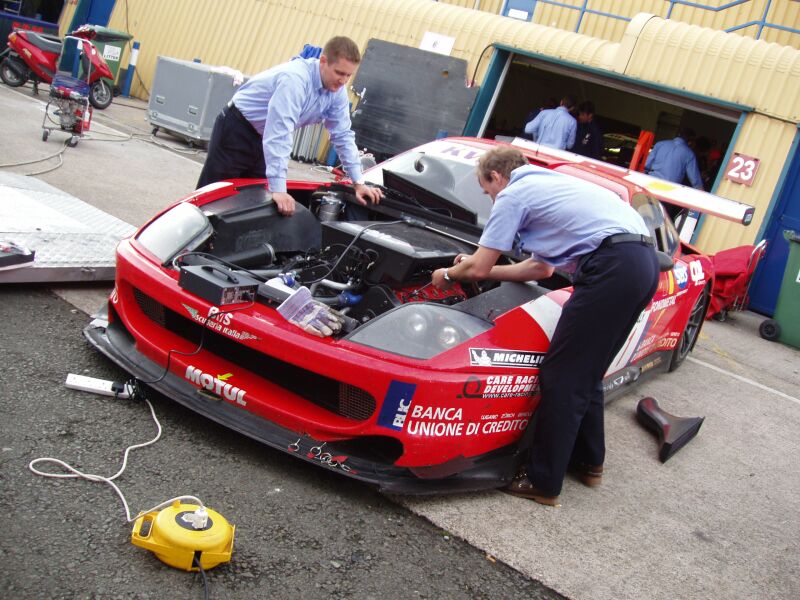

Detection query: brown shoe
(504, 474), (560, 507)
(571, 463), (603, 487)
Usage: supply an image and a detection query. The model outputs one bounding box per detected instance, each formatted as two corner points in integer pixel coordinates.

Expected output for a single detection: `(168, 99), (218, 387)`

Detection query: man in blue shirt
(523, 95), (577, 150)
(431, 146), (658, 506)
(197, 36), (382, 215)
(645, 129), (703, 189)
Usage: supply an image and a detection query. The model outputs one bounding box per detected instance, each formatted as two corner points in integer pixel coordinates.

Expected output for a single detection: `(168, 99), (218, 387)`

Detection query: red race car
(85, 137), (754, 493)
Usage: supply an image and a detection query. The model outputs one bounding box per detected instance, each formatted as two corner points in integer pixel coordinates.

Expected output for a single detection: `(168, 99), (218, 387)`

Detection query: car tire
(42, 129), (49, 142)
(0, 56), (28, 87)
(89, 79), (113, 110)
(759, 318), (780, 341)
(669, 283), (710, 371)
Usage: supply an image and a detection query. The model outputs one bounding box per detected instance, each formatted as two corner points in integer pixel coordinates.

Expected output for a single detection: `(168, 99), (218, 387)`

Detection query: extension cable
(65, 373), (134, 398)
(31, 375), (235, 588)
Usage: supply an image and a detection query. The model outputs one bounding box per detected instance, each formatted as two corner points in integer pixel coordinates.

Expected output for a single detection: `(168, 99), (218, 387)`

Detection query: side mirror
(656, 250), (674, 272)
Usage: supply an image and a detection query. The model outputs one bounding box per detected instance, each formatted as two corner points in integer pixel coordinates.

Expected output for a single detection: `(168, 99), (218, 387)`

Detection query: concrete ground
(2, 83), (799, 600)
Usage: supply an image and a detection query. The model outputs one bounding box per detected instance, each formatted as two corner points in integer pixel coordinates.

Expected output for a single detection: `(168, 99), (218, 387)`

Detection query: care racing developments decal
(185, 366), (247, 406)
(182, 303), (259, 341)
(459, 374), (539, 399)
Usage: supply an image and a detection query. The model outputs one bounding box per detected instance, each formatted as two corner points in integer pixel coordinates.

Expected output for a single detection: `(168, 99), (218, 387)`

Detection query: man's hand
(354, 183), (383, 206)
(432, 268), (455, 290)
(272, 191), (296, 216)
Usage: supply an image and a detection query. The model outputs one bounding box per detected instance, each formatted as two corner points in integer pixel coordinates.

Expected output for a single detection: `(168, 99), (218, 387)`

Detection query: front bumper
(84, 307), (518, 494)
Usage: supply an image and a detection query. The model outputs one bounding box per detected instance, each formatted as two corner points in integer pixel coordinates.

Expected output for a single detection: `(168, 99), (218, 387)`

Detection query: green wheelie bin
(83, 25), (133, 84)
(759, 230), (800, 348)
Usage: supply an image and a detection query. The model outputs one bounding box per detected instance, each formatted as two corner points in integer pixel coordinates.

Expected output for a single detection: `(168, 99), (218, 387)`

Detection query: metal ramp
(0, 172), (135, 283)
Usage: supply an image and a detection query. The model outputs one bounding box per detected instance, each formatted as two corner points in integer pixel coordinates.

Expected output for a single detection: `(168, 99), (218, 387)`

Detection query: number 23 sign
(724, 153), (760, 186)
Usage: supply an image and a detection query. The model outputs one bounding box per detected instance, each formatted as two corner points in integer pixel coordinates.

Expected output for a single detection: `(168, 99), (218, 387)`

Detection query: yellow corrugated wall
(57, 0), (78, 35)
(440, 0), (800, 46)
(94, 0), (797, 253)
(103, 0), (619, 99)
(624, 15), (800, 252)
(439, 0), (504, 15)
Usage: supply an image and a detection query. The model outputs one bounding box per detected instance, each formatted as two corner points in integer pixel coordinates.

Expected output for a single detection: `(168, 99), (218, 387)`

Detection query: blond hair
(477, 146), (527, 180)
(323, 36), (361, 64)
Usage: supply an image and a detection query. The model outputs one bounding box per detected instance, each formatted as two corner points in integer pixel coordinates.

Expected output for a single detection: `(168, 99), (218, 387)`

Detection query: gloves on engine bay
(277, 286), (345, 337)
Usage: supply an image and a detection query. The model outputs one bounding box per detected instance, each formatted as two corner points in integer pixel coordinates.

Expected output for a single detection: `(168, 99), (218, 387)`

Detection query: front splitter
(83, 309), (516, 495)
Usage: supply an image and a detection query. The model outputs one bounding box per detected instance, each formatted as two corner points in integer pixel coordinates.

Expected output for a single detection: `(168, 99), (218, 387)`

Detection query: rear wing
(509, 137), (755, 226)
(622, 171), (754, 226)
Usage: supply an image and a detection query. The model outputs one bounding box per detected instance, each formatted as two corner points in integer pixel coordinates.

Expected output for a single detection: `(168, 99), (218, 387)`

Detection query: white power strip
(65, 373), (133, 399)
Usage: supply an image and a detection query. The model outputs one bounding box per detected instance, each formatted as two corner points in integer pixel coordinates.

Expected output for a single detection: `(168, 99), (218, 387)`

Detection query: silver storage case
(147, 56), (246, 145)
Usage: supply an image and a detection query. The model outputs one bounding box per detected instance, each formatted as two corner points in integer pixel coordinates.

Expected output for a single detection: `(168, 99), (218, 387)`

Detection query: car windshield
(136, 202), (212, 264)
(363, 143), (492, 225)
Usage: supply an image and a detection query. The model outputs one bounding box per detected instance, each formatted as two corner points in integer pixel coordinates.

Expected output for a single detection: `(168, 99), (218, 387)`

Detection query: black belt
(598, 233), (653, 249)
(225, 101), (259, 135)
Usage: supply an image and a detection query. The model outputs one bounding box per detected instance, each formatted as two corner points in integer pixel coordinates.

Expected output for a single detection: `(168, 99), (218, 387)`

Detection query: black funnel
(636, 397), (704, 462)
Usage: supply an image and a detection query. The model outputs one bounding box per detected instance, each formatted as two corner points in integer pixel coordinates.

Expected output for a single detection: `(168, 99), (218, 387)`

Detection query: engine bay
(166, 182), (558, 330)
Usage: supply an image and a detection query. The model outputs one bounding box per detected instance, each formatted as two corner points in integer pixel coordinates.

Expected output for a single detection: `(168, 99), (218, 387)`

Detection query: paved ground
(2, 83), (799, 600)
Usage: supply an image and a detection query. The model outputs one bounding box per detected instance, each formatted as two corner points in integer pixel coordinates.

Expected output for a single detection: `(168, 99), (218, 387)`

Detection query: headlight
(347, 304), (492, 359)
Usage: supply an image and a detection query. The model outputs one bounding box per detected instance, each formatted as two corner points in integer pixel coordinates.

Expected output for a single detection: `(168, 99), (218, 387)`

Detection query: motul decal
(185, 366), (246, 406)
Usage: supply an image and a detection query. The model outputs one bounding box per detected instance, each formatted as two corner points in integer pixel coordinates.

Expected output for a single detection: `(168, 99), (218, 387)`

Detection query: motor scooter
(0, 25), (115, 109)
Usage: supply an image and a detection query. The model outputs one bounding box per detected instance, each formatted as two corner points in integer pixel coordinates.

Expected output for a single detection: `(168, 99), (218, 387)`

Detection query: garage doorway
(468, 48), (742, 194)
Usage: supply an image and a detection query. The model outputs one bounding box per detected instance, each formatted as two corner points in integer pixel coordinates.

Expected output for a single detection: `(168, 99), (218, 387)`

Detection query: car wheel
(669, 283), (710, 371)
(89, 79), (113, 109)
(759, 319), (781, 341)
(41, 129), (49, 142)
(0, 57), (28, 87)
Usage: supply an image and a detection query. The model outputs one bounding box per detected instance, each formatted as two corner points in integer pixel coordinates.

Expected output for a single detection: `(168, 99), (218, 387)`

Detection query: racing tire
(89, 79), (113, 110)
(0, 57), (28, 87)
(42, 129), (49, 142)
(759, 319), (780, 341)
(669, 283), (710, 372)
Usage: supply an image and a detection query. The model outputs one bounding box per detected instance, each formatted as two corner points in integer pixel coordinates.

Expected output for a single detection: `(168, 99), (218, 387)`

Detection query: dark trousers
(526, 241), (659, 496)
(197, 104), (265, 189)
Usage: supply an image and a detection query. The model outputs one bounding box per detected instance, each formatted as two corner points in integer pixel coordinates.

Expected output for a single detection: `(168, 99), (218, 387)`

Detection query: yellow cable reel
(131, 500), (234, 571)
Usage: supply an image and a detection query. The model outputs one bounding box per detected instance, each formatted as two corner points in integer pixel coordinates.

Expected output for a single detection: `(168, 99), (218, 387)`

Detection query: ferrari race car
(85, 137), (755, 493)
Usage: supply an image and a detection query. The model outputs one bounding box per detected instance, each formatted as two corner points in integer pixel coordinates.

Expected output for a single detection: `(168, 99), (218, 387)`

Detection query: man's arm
(262, 74), (306, 214)
(565, 119), (577, 151)
(324, 92), (382, 205)
(524, 112), (543, 138)
(644, 144), (659, 173)
(686, 155), (704, 190)
(489, 258), (555, 282)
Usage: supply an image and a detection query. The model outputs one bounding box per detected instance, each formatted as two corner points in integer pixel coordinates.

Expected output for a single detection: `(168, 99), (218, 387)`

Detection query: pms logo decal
(377, 380), (416, 431)
(469, 348), (545, 368)
(182, 304), (259, 341)
(673, 264), (689, 289)
(185, 366), (246, 406)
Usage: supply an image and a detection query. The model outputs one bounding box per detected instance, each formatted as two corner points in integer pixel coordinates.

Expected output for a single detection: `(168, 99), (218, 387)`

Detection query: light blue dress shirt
(644, 137), (703, 189)
(231, 57), (362, 193)
(524, 106), (577, 150)
(479, 164), (650, 273)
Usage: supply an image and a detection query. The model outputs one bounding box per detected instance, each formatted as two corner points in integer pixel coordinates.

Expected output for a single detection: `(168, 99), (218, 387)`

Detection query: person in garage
(430, 146), (659, 506)
(645, 128), (704, 190)
(523, 95), (577, 150)
(197, 36), (382, 215)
